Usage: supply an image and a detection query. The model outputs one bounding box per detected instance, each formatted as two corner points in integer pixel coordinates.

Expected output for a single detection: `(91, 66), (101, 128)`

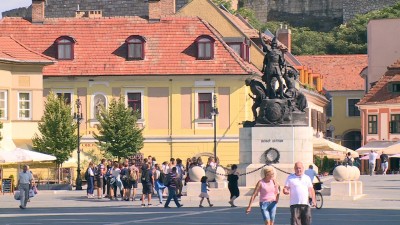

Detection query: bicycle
(313, 182), (323, 209)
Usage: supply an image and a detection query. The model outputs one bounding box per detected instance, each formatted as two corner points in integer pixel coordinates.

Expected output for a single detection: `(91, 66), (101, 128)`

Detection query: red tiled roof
(359, 60), (400, 105)
(0, 36), (54, 64)
(296, 55), (367, 91)
(0, 16), (259, 76)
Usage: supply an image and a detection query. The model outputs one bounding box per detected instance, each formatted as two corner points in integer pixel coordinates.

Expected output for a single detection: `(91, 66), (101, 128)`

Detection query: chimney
(276, 25), (292, 52)
(32, 0), (45, 23)
(148, 0), (175, 21)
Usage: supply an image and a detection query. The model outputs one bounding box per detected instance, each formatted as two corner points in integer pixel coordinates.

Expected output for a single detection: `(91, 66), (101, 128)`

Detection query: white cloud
(0, 0), (32, 19)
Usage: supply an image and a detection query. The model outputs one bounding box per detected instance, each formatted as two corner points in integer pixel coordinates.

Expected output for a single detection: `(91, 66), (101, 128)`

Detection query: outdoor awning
(313, 137), (359, 159)
(356, 141), (397, 155)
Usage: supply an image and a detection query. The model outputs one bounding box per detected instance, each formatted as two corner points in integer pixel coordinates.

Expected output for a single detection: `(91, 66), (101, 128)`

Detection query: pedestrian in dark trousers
(164, 167), (183, 208)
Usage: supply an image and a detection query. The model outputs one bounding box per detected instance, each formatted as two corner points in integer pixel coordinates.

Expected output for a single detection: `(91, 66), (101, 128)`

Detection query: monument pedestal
(330, 181), (364, 200)
(238, 126), (314, 187)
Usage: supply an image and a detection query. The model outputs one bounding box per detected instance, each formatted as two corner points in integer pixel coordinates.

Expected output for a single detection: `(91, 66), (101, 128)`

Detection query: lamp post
(74, 99), (83, 190)
(210, 94), (219, 159)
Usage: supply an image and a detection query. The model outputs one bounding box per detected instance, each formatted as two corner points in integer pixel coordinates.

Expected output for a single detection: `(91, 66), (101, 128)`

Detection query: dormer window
(389, 82), (400, 93)
(126, 36), (145, 60)
(196, 35), (214, 60)
(55, 36), (75, 60)
(228, 42), (249, 62)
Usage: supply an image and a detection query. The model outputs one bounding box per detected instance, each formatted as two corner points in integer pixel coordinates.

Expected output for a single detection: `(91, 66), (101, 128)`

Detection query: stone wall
(343, 0), (399, 23)
(2, 0), (190, 19)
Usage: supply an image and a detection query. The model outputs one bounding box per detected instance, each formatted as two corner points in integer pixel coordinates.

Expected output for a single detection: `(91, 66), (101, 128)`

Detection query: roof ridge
(8, 36), (55, 62)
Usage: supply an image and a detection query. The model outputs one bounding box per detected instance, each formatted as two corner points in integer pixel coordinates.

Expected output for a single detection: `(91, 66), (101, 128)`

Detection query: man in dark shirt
(164, 167), (183, 208)
(380, 151), (389, 175)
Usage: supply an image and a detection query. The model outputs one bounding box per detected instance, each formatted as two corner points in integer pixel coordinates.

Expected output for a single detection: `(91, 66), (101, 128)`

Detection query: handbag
(14, 190), (21, 200)
(29, 189), (35, 198)
(110, 177), (116, 185)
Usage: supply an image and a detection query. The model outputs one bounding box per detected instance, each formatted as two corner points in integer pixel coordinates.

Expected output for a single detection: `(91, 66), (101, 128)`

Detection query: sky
(0, 0), (31, 19)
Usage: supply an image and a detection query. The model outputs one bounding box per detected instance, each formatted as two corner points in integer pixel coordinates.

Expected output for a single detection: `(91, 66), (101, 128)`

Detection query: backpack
(84, 169), (90, 181)
(141, 169), (151, 184)
(130, 169), (138, 181)
(159, 172), (168, 186)
(93, 166), (99, 177)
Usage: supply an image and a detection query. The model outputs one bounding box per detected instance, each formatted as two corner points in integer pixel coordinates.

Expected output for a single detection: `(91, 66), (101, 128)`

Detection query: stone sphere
(205, 167), (216, 181)
(188, 166), (205, 182)
(333, 165), (349, 181)
(215, 166), (226, 181)
(350, 166), (360, 181)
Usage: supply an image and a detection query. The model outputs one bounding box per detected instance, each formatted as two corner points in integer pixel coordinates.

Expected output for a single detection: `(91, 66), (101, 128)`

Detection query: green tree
(0, 110), (3, 141)
(236, 7), (262, 30)
(94, 97), (144, 160)
(32, 92), (77, 166)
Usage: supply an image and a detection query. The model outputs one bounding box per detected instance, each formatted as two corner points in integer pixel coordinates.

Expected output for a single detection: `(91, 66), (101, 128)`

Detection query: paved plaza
(1, 175), (400, 225)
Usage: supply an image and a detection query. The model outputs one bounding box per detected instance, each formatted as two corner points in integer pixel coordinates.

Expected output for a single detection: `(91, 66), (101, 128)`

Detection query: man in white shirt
(368, 150), (378, 176)
(283, 162), (315, 225)
(17, 165), (32, 209)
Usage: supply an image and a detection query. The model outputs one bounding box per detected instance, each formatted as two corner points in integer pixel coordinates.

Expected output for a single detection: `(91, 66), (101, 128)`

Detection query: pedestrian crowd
(84, 155), (226, 208)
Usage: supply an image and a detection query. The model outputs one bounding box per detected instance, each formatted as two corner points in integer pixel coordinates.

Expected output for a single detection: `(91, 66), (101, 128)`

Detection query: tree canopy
(32, 92), (78, 166)
(94, 97), (144, 160)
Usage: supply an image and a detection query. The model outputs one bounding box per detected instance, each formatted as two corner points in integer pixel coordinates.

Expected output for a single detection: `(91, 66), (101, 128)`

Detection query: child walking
(199, 176), (213, 207)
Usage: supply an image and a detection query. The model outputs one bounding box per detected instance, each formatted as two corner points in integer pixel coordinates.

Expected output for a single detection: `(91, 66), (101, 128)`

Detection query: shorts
(142, 183), (152, 195)
(381, 162), (388, 170)
(96, 176), (104, 188)
(131, 180), (138, 189)
(122, 179), (132, 189)
(199, 192), (209, 198)
(260, 201), (277, 222)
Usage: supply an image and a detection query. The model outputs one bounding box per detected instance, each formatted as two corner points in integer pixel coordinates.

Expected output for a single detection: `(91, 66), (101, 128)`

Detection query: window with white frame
(127, 92), (142, 119)
(347, 98), (360, 117)
(93, 94), (107, 117)
(0, 91), (7, 119)
(18, 92), (31, 120)
(198, 93), (212, 119)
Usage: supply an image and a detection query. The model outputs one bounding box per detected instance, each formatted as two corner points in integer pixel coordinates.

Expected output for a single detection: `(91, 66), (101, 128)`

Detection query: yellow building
(0, 0), (263, 166)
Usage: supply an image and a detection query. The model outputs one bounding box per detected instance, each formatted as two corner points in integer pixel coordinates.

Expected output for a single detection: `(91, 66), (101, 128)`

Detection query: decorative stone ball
(350, 166), (361, 181)
(215, 166), (226, 181)
(205, 167), (216, 181)
(188, 166), (205, 182)
(333, 165), (349, 181)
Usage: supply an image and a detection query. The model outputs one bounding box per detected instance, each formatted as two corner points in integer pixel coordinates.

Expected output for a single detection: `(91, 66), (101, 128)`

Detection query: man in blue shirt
(304, 165), (321, 183)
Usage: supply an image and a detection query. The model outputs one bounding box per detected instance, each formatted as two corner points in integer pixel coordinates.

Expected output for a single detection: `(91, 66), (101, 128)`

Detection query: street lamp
(74, 98), (83, 190)
(210, 94), (219, 159)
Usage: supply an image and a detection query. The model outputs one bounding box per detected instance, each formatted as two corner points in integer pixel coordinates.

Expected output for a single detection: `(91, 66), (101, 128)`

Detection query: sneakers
(19, 205), (26, 209)
(199, 205), (204, 208)
(178, 204), (183, 208)
(164, 206), (171, 208)
(209, 204), (213, 207)
(141, 204), (146, 207)
(147, 204), (152, 207)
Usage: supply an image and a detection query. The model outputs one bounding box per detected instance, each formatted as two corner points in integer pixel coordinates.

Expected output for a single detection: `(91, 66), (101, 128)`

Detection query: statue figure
(245, 78), (267, 121)
(283, 67), (307, 112)
(259, 32), (286, 99)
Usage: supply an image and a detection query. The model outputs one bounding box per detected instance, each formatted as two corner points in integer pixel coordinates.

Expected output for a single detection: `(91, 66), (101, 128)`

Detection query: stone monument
(239, 32), (314, 187)
(330, 165), (363, 200)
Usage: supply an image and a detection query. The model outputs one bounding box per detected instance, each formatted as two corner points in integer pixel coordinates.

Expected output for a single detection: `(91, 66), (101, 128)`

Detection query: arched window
(93, 94), (107, 117)
(196, 35), (215, 60)
(126, 35), (146, 60)
(55, 36), (75, 60)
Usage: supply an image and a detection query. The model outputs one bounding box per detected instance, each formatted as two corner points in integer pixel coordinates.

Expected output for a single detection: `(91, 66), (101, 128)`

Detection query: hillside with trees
(214, 0), (400, 55)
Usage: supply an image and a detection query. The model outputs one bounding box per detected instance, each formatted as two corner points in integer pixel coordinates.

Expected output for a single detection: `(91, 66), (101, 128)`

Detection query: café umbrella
(0, 148), (56, 164)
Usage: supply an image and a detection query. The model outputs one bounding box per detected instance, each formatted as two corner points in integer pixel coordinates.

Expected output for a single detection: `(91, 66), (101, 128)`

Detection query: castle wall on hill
(2, 0), (399, 29)
(2, 0), (191, 19)
(343, 0), (399, 23)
